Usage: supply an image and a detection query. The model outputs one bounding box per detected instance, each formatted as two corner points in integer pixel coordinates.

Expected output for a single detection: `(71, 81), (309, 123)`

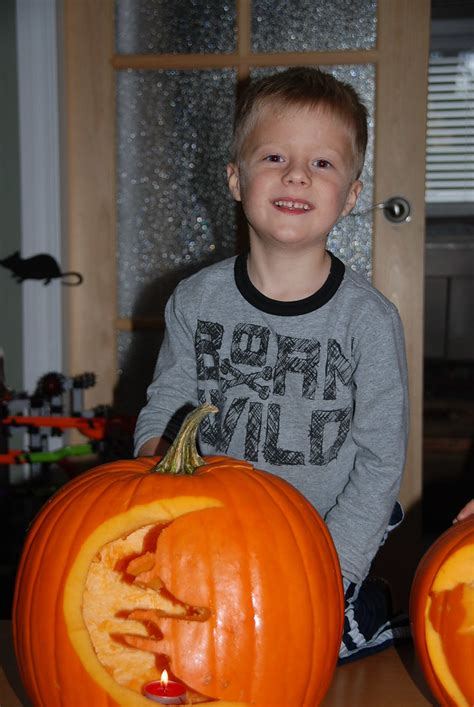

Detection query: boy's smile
(273, 198), (314, 213)
(227, 104), (362, 253)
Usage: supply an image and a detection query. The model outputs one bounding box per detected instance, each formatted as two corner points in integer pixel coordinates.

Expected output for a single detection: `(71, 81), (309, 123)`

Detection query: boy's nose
(282, 162), (311, 186)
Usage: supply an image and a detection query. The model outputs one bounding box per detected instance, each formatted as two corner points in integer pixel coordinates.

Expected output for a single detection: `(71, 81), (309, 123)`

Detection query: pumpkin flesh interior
(65, 497), (249, 706)
(83, 522), (192, 695)
(80, 504), (305, 703)
(424, 545), (474, 706)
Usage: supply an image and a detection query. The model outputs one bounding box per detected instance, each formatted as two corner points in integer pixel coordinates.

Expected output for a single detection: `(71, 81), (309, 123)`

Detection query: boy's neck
(246, 242), (332, 302)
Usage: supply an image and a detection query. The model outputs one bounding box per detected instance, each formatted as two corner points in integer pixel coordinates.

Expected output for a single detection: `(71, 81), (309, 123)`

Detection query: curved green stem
(151, 403), (218, 475)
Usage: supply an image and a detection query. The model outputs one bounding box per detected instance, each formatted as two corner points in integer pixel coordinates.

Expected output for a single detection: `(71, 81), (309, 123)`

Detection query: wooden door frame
(374, 1), (430, 513)
(61, 0), (430, 518)
(62, 0), (117, 409)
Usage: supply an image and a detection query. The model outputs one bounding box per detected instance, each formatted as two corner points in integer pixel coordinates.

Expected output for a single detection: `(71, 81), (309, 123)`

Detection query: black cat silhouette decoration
(0, 251), (83, 286)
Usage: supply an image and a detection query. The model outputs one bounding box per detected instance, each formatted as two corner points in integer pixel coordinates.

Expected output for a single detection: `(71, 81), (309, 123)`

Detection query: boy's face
(227, 104), (362, 252)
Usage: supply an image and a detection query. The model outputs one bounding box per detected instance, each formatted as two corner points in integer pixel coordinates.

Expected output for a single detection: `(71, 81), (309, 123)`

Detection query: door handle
(382, 196), (411, 223)
(351, 196), (412, 223)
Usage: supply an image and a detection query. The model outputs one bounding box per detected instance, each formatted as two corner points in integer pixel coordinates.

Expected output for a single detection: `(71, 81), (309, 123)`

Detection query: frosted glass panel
(251, 65), (375, 278)
(116, 69), (237, 319)
(252, 0), (377, 53)
(116, 0), (237, 54)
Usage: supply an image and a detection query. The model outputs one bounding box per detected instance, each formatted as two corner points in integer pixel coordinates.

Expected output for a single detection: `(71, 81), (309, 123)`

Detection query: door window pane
(116, 69), (237, 319)
(116, 0), (237, 54)
(328, 65), (375, 278)
(252, 0), (377, 53)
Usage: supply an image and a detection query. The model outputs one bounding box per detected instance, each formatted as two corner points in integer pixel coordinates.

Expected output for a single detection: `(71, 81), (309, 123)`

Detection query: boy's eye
(264, 154), (284, 163)
(315, 159), (332, 169)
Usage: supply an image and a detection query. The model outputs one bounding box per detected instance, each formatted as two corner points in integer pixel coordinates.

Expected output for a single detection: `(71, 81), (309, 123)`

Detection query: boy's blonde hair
(231, 66), (368, 178)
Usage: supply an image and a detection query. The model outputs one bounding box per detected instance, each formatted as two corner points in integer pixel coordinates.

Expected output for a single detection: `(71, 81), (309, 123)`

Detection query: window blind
(425, 52), (474, 205)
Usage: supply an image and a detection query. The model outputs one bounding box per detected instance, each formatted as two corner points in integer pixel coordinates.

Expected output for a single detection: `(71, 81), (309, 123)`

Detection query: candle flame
(160, 669), (169, 688)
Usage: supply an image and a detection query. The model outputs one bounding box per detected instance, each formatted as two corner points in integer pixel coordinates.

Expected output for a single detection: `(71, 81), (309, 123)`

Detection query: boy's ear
(226, 163), (242, 202)
(341, 179), (363, 217)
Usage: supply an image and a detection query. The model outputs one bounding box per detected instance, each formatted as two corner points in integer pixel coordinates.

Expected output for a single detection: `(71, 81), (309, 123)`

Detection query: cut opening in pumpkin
(424, 545), (474, 707)
(64, 497), (232, 706)
(82, 519), (214, 703)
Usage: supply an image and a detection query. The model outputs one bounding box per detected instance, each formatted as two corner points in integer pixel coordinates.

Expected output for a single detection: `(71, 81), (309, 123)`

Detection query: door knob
(382, 196), (411, 223)
(351, 196), (412, 223)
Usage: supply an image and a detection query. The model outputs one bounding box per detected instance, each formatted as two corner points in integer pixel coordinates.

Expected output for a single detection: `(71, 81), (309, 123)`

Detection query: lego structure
(0, 371), (135, 477)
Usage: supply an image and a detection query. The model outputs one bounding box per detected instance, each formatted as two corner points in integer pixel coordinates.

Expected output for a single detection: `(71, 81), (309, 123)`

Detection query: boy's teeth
(274, 200), (310, 210)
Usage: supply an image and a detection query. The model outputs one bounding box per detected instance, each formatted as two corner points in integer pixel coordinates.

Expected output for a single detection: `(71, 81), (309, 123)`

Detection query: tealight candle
(144, 671), (187, 705)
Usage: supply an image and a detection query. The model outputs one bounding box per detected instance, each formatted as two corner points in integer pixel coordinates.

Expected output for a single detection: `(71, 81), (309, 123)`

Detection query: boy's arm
(324, 307), (409, 585)
(133, 285), (199, 456)
(136, 436), (170, 457)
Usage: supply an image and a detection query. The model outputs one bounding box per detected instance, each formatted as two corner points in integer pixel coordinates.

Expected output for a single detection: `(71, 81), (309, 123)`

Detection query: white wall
(16, 0), (62, 392)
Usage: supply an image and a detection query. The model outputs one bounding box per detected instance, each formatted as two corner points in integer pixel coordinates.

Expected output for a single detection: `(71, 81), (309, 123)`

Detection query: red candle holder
(144, 673), (187, 705)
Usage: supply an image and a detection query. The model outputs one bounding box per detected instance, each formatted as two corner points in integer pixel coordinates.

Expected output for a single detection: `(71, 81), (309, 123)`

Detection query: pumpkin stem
(151, 403), (218, 475)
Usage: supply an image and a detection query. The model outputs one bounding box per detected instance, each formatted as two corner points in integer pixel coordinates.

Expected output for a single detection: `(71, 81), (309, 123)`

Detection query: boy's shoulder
(341, 264), (400, 318)
(176, 256), (236, 290)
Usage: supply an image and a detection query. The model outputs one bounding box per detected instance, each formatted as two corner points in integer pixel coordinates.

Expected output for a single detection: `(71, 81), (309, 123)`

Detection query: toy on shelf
(0, 370), (136, 478)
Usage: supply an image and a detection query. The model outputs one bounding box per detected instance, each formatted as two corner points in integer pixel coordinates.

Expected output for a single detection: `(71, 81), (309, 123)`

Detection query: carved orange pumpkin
(13, 404), (344, 706)
(410, 517), (474, 707)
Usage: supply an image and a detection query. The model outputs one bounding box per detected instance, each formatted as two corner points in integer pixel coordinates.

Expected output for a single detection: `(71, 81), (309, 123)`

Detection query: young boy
(134, 67), (410, 662)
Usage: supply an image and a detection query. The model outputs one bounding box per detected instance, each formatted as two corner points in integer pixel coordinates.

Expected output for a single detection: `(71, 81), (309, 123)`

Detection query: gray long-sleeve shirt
(134, 252), (409, 584)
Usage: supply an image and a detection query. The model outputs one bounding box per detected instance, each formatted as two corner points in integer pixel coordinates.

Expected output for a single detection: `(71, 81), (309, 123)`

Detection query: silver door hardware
(351, 196), (412, 223)
(382, 197), (411, 223)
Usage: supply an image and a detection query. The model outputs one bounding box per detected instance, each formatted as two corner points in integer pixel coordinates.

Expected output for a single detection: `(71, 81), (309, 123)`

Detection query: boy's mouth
(273, 199), (313, 212)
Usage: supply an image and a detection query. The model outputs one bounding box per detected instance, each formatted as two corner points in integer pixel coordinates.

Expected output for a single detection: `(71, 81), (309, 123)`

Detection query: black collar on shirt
(234, 250), (345, 317)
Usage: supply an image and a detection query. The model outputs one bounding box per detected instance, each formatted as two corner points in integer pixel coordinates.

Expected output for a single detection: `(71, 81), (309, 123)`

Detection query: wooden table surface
(1, 621), (435, 706)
